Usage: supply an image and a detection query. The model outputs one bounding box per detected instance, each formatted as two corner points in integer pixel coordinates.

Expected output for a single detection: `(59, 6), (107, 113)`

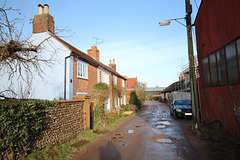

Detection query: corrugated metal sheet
(195, 0), (240, 137)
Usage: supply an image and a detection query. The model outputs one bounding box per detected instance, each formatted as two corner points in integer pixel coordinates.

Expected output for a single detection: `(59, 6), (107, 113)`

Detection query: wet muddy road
(71, 101), (209, 160)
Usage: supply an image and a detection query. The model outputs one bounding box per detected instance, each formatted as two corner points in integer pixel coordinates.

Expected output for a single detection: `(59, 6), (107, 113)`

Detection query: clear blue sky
(5, 0), (201, 87)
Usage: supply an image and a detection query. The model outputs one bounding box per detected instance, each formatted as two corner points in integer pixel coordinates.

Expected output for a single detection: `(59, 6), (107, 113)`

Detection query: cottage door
(90, 103), (94, 130)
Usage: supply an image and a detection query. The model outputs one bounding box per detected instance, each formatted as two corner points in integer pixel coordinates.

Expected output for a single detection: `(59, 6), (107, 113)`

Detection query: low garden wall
(32, 99), (85, 151)
(1, 97), (90, 159)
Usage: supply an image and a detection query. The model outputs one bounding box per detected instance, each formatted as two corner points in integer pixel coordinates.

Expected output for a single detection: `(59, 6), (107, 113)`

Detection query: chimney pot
(33, 4), (55, 34)
(109, 59), (116, 71)
(38, 4), (43, 14)
(44, 4), (49, 14)
(91, 46), (97, 49)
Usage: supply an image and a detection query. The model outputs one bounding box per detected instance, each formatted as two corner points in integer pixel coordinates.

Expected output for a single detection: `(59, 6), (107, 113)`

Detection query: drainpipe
(64, 56), (71, 100)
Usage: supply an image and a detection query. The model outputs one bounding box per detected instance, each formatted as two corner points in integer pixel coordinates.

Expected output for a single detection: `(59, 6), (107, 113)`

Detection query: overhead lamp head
(159, 21), (171, 26)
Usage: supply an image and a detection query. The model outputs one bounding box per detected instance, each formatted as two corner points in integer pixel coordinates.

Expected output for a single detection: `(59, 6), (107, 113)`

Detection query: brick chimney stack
(109, 59), (116, 71)
(33, 4), (55, 34)
(87, 46), (100, 61)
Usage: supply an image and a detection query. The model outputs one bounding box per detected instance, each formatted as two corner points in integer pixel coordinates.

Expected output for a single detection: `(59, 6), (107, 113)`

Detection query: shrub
(90, 83), (110, 130)
(113, 85), (122, 98)
(90, 83), (110, 105)
(0, 99), (56, 159)
(129, 91), (141, 110)
(120, 104), (129, 111)
(94, 103), (106, 129)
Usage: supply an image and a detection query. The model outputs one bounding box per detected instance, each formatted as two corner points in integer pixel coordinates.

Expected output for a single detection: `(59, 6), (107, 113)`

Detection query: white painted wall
(0, 32), (72, 100)
(66, 56), (73, 100)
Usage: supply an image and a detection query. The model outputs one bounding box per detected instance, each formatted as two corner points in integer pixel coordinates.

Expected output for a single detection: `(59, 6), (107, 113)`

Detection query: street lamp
(159, 17), (186, 27)
(159, 0), (200, 129)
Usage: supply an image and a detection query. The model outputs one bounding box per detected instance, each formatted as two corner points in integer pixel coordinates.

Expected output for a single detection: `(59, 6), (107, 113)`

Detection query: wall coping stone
(52, 99), (85, 103)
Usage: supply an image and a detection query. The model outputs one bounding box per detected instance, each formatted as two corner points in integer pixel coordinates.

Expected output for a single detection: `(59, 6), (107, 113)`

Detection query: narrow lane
(71, 101), (209, 160)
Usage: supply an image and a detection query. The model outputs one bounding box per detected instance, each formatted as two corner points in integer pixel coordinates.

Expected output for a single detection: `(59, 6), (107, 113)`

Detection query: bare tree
(135, 82), (147, 105)
(0, 1), (61, 99)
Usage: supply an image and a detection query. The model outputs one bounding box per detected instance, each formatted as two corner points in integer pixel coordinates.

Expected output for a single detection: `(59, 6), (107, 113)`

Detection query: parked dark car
(170, 99), (192, 118)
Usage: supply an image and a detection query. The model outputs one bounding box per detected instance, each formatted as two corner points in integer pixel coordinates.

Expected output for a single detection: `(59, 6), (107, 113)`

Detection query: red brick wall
(72, 57), (98, 96)
(72, 58), (88, 95)
(87, 65), (97, 93)
(109, 74), (114, 110)
(72, 57), (126, 112)
(33, 14), (54, 34)
(87, 46), (99, 61)
(117, 77), (126, 106)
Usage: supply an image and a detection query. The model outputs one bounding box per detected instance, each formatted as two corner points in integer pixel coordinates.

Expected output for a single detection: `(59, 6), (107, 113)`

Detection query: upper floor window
(114, 76), (117, 85)
(237, 39), (240, 74)
(202, 38), (240, 87)
(209, 54), (218, 85)
(122, 79), (125, 88)
(98, 69), (109, 85)
(104, 72), (109, 85)
(202, 57), (210, 86)
(226, 42), (238, 83)
(77, 61), (88, 79)
(216, 48), (227, 85)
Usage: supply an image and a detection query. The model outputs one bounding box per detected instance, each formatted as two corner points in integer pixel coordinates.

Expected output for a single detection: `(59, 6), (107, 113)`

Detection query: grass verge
(191, 126), (240, 160)
(24, 129), (101, 160)
(24, 114), (133, 160)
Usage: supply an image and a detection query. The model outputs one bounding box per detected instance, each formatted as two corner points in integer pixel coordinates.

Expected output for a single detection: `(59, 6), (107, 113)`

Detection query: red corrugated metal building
(195, 0), (240, 137)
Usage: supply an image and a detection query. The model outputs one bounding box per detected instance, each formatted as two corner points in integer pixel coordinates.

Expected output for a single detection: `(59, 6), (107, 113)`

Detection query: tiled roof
(52, 35), (126, 80)
(127, 77), (138, 89)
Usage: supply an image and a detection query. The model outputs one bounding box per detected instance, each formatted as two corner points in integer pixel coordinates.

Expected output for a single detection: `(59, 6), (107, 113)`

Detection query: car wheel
(173, 110), (177, 119)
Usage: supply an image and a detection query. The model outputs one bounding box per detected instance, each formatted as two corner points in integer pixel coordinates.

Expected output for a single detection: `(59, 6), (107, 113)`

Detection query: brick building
(126, 77), (138, 104)
(1, 4), (126, 112)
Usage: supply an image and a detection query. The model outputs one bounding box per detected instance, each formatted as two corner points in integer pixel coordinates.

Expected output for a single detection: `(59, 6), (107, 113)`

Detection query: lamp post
(159, 0), (200, 129)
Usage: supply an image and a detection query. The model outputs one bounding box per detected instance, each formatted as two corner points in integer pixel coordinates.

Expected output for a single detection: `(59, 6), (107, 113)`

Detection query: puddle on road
(155, 125), (166, 129)
(155, 120), (171, 126)
(152, 135), (177, 144)
(111, 132), (126, 141)
(156, 138), (173, 143)
(115, 133), (122, 136)
(128, 130), (134, 133)
(111, 136), (123, 140)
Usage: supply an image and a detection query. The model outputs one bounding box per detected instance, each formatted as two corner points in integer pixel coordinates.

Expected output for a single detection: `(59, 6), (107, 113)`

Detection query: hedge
(129, 91), (141, 110)
(0, 99), (56, 159)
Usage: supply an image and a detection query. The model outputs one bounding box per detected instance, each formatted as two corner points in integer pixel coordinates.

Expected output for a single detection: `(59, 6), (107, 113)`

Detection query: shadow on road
(99, 140), (121, 160)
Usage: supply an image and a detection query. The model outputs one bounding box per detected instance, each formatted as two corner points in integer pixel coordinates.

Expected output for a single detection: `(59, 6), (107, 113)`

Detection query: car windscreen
(174, 100), (191, 105)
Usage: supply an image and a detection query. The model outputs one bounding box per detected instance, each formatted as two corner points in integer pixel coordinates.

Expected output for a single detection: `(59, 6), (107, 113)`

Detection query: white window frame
(77, 60), (88, 79)
(114, 76), (117, 85)
(122, 79), (125, 88)
(104, 72), (109, 85)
